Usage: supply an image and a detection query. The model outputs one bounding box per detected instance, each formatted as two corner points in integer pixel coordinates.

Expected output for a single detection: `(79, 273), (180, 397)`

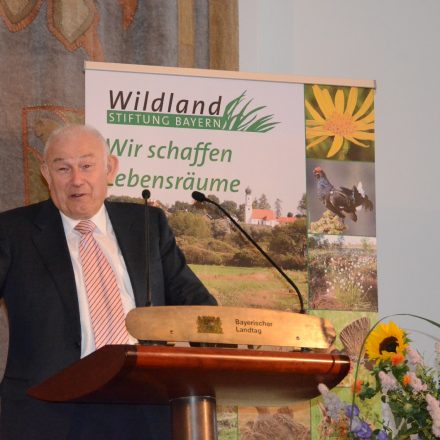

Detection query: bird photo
(313, 166), (373, 222)
(307, 161), (376, 236)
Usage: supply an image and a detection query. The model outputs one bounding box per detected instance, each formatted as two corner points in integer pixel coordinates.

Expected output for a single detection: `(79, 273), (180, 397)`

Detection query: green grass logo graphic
(222, 91), (279, 133)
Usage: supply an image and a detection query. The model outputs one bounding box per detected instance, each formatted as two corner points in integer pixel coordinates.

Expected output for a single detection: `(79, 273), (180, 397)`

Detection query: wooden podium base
(28, 345), (350, 440)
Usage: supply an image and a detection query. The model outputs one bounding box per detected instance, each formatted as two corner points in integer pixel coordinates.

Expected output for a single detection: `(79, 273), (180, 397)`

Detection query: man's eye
(57, 167), (69, 172)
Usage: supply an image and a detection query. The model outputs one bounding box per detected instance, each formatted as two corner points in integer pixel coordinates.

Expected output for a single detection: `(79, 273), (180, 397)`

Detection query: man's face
(41, 130), (118, 220)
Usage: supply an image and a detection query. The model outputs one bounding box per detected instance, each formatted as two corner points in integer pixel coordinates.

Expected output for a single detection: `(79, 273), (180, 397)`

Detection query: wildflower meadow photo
(308, 235), (377, 312)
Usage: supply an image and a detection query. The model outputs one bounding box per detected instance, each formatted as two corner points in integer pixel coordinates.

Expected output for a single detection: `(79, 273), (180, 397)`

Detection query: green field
(190, 264), (308, 311)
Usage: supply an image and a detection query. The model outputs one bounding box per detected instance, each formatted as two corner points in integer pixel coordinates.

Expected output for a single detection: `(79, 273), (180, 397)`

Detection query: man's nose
(70, 168), (84, 185)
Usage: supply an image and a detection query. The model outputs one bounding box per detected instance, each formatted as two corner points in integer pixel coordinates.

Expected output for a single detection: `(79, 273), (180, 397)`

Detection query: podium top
(28, 345), (350, 407)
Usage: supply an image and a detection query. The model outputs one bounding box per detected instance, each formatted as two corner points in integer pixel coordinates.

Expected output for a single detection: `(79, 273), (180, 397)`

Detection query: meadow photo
(109, 192), (308, 311)
(308, 235), (377, 311)
(177, 208), (308, 312)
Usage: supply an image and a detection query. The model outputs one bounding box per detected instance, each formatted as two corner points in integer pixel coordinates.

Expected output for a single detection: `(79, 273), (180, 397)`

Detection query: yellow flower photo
(305, 84), (375, 161)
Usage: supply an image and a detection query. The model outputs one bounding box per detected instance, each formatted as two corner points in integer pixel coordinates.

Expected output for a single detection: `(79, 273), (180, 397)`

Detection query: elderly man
(0, 124), (216, 439)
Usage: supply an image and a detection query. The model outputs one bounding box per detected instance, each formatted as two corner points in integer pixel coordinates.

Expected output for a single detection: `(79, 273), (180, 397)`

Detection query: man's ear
(106, 155), (119, 183)
(40, 162), (51, 186)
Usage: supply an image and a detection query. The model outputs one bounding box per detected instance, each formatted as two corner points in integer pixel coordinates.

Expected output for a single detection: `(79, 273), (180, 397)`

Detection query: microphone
(142, 190), (152, 307)
(192, 191), (306, 314)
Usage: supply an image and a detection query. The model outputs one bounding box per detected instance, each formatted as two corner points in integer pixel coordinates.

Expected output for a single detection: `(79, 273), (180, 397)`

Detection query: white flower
(318, 383), (329, 394)
(426, 394), (440, 436)
(318, 383), (345, 421)
(379, 371), (399, 393)
(350, 416), (362, 431)
(435, 342), (440, 371)
(407, 372), (427, 393)
(407, 347), (423, 367)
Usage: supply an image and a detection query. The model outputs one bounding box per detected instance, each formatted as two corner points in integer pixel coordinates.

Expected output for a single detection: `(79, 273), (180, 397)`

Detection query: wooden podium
(28, 344), (350, 440)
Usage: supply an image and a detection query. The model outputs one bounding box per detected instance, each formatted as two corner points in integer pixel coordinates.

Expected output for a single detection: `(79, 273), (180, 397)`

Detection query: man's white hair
(44, 124), (109, 160)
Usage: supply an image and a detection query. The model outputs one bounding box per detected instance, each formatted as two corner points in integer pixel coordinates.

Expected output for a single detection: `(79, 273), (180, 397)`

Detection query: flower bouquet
(319, 321), (440, 439)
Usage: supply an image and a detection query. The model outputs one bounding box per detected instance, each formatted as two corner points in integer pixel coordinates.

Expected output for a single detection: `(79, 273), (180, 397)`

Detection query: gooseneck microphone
(142, 190), (152, 307)
(192, 191), (306, 314)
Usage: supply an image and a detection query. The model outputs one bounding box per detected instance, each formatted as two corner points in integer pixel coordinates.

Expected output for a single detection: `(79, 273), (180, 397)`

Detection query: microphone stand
(142, 189), (152, 307)
(192, 191), (306, 314)
(139, 191), (174, 346)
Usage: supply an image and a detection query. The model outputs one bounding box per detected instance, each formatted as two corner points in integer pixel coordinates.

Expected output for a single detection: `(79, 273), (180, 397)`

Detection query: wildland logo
(107, 90), (279, 132)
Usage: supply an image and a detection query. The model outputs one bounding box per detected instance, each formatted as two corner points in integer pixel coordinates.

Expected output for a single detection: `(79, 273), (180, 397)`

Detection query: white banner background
(85, 64), (307, 215)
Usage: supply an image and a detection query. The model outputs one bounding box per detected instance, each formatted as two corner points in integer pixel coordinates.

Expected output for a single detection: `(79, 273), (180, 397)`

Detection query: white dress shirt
(61, 205), (138, 357)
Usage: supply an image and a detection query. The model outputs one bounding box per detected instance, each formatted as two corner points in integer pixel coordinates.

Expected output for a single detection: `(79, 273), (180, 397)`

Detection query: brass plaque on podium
(126, 306), (335, 349)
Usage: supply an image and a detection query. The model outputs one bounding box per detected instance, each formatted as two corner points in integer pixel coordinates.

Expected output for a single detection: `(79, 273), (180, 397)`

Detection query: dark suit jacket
(0, 199), (216, 439)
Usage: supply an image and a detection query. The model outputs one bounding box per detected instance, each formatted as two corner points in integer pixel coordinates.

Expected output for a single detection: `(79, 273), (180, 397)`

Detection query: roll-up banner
(85, 61), (378, 437)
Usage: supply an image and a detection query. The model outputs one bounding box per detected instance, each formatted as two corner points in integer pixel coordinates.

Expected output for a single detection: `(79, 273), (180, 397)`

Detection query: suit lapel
(32, 200), (80, 335)
(105, 201), (148, 307)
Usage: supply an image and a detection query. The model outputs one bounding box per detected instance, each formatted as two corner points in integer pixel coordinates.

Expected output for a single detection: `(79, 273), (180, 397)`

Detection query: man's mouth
(70, 193), (87, 198)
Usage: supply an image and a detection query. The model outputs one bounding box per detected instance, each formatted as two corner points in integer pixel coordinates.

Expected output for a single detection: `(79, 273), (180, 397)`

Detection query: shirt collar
(60, 205), (108, 236)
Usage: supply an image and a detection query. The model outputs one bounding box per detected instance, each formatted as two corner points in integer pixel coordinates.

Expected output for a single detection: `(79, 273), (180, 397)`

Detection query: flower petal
(306, 135), (329, 149)
(345, 137), (369, 148)
(353, 89), (374, 121)
(313, 85), (334, 119)
(321, 88), (336, 117)
(305, 100), (325, 122)
(353, 122), (375, 131)
(306, 128), (334, 138)
(351, 131), (375, 141)
(345, 87), (358, 117)
(306, 119), (325, 127)
(357, 110), (375, 125)
(326, 135), (344, 157)
(335, 89), (345, 114)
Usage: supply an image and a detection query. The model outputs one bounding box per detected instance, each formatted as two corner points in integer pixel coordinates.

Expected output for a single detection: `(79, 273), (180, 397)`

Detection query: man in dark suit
(0, 124), (217, 439)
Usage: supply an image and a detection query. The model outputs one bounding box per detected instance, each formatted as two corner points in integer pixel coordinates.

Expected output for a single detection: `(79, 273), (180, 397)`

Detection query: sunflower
(364, 321), (408, 364)
(305, 85), (375, 158)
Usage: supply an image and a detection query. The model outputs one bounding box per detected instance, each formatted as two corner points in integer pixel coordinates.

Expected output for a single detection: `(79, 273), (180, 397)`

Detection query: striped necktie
(75, 220), (129, 349)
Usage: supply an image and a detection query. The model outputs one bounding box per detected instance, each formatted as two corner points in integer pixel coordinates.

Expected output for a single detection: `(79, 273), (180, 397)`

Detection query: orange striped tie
(75, 220), (129, 349)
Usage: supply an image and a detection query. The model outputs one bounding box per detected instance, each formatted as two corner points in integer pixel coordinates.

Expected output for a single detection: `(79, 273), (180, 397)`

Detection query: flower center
(379, 336), (399, 354)
(323, 113), (355, 136)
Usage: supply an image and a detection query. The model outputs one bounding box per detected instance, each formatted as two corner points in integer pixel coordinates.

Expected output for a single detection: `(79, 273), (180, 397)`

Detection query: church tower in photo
(244, 187), (252, 224)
